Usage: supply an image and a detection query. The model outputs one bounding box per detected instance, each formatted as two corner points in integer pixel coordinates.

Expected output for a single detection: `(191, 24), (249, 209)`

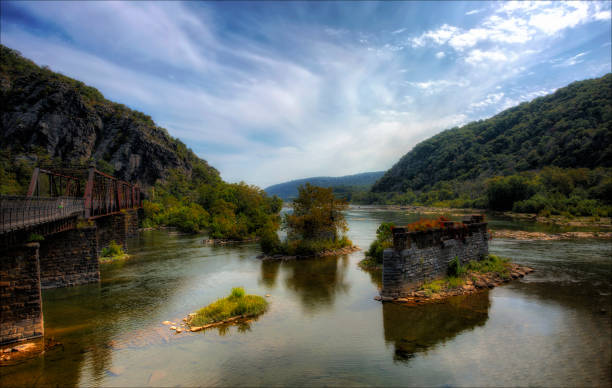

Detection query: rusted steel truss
(83, 167), (141, 218)
(1, 164), (141, 237)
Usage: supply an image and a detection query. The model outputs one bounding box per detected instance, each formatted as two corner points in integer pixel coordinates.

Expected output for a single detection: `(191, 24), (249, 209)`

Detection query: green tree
(285, 183), (348, 241)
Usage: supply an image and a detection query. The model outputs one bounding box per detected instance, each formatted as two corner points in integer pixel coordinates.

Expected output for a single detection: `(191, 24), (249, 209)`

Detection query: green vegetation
(466, 254), (511, 278)
(361, 222), (395, 268)
(0, 45), (220, 197)
(364, 74), (612, 217)
(355, 167), (611, 217)
(189, 287), (268, 327)
(447, 256), (466, 277)
(0, 45), (283, 241)
(26, 233), (44, 242)
(420, 254), (512, 296)
(142, 167), (283, 238)
(101, 240), (125, 258)
(261, 184), (353, 256)
(373, 74), (611, 193)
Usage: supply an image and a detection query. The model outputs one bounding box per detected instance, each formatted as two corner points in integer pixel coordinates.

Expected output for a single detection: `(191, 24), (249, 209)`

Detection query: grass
(358, 256), (381, 270)
(101, 240), (124, 258)
(420, 254), (512, 295)
(189, 287), (268, 327)
(466, 254), (511, 278)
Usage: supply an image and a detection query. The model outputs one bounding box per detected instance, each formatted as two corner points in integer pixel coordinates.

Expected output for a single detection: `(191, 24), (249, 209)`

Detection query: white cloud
(469, 92), (505, 108)
(1, 1), (609, 186)
(406, 79), (470, 95)
(411, 24), (458, 47)
(553, 52), (590, 67)
(466, 9), (483, 16)
(410, 1), (609, 54)
(465, 49), (509, 65)
(528, 2), (591, 35)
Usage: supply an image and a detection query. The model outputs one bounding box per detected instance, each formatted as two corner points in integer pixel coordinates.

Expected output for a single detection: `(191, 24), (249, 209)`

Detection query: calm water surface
(1, 208), (610, 386)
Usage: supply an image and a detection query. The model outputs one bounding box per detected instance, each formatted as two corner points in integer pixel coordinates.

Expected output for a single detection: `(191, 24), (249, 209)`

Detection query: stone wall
(124, 209), (139, 238)
(38, 227), (99, 289)
(382, 218), (489, 298)
(95, 213), (127, 255)
(0, 243), (44, 345)
(93, 209), (139, 254)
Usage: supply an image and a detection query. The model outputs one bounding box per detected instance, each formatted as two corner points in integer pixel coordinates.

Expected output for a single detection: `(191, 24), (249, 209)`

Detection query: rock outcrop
(0, 45), (218, 189)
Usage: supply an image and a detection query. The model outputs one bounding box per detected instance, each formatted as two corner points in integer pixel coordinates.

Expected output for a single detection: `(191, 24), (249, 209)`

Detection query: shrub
(27, 233), (44, 242)
(101, 240), (124, 257)
(189, 288), (268, 327)
(447, 256), (466, 277)
(466, 254), (510, 277)
(230, 287), (245, 299)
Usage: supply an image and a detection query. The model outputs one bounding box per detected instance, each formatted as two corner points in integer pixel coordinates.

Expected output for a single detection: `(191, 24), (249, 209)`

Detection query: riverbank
(376, 263), (534, 305)
(492, 229), (612, 240)
(351, 205), (610, 228)
(256, 245), (360, 261)
(203, 238), (259, 245)
(501, 212), (611, 228)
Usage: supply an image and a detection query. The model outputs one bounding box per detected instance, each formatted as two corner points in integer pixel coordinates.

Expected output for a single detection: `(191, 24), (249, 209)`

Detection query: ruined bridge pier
(1, 166), (141, 346)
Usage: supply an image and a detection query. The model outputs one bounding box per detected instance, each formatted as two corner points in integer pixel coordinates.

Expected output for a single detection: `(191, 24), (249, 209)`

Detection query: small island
(185, 287), (268, 332)
(373, 215), (534, 304)
(375, 254), (534, 305)
(257, 183), (360, 260)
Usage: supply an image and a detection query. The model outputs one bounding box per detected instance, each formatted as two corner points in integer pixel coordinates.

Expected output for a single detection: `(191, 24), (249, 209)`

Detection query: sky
(1, 1), (610, 187)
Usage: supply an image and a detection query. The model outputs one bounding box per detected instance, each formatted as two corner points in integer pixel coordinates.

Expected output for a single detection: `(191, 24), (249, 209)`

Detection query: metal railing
(0, 196), (85, 234)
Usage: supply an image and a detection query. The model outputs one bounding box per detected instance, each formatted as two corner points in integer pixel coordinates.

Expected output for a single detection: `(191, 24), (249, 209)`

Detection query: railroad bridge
(1, 165), (142, 345)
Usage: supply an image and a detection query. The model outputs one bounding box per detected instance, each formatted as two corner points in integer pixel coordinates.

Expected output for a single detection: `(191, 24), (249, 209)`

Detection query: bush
(101, 240), (124, 258)
(189, 288), (268, 326)
(230, 287), (245, 299)
(466, 254), (510, 277)
(447, 256), (466, 277)
(366, 222), (395, 264)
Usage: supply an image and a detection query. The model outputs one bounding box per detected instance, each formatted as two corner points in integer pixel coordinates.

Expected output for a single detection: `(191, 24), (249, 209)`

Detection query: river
(1, 207), (610, 386)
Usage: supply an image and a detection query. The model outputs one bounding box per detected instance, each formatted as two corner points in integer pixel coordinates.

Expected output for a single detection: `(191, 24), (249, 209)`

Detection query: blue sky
(1, 1), (610, 187)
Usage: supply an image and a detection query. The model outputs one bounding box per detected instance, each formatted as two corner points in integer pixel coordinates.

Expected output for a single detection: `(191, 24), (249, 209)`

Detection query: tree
(285, 183), (348, 241)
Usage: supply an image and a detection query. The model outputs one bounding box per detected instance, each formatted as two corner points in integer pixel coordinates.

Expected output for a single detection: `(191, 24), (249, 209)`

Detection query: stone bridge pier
(1, 209), (139, 346)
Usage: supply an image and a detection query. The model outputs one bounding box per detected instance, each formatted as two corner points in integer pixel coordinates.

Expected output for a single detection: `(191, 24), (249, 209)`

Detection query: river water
(1, 207), (610, 386)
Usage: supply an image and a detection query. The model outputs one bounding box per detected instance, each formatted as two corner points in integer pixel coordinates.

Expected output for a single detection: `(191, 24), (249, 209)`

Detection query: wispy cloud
(1, 1), (609, 186)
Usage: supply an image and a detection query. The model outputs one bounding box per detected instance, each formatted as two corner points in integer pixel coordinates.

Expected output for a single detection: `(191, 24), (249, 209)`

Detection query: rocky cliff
(0, 45), (218, 190)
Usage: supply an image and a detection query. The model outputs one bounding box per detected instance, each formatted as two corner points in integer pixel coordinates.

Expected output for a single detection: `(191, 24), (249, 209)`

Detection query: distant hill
(372, 73), (612, 193)
(266, 171), (385, 200)
(0, 44), (218, 192)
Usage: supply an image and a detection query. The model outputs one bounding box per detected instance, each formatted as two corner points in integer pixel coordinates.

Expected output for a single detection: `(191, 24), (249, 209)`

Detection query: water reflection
(258, 260), (281, 288)
(258, 256), (351, 313)
(383, 292), (490, 362)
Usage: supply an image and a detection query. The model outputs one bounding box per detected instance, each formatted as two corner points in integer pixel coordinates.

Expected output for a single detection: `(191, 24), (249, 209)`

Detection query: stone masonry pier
(0, 210), (139, 345)
(381, 216), (489, 298)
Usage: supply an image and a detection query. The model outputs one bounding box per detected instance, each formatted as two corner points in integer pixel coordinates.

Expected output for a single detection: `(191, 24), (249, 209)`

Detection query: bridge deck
(0, 196), (85, 234)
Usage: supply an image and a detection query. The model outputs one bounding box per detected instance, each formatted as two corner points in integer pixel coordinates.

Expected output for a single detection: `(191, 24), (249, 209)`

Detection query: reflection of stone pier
(383, 292), (490, 361)
(382, 216), (489, 298)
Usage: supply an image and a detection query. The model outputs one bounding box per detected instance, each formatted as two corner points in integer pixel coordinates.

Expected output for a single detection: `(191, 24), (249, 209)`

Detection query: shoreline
(203, 238), (260, 245)
(349, 205), (610, 228)
(376, 263), (534, 305)
(492, 229), (612, 240)
(257, 245), (361, 261)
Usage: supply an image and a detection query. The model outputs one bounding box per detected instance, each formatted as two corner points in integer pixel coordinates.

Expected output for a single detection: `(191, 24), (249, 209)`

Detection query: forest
(363, 73), (612, 216)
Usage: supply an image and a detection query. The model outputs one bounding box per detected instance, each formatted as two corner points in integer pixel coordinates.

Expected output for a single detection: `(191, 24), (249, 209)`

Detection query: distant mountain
(266, 171), (385, 200)
(0, 44), (218, 191)
(372, 73), (612, 193)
